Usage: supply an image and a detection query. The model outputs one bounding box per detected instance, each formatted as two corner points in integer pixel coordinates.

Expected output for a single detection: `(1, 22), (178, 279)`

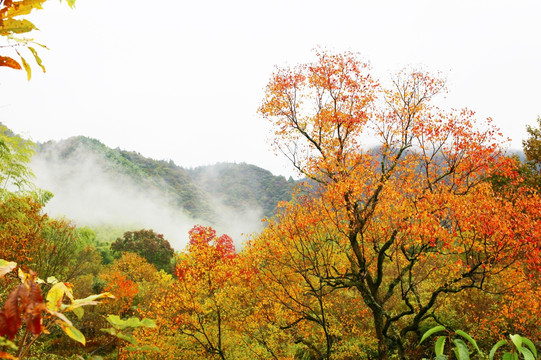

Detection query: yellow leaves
(27, 46), (44, 72)
(259, 50), (378, 179)
(4, 0), (46, 18)
(0, 18), (36, 36)
(61, 0), (76, 9)
(44, 281), (114, 346)
(58, 322), (85, 345)
(46, 282), (73, 312)
(1, 0), (74, 79)
(0, 259), (17, 278)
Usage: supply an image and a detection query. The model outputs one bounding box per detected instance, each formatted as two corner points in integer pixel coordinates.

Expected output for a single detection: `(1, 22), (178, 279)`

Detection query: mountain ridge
(31, 136), (297, 248)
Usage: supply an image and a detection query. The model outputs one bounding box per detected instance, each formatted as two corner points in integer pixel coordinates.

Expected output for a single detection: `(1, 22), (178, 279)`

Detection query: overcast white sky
(1, 0), (540, 178)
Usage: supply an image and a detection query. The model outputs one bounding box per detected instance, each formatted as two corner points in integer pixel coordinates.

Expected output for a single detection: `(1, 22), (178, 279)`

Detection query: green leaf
(522, 337), (538, 359)
(421, 325), (447, 344)
(59, 324), (85, 346)
(139, 318), (157, 328)
(502, 353), (514, 360)
(456, 330), (481, 354)
(72, 306), (84, 320)
(28, 47), (45, 73)
(0, 335), (18, 350)
(114, 332), (137, 345)
(100, 328), (117, 336)
(104, 315), (156, 330)
(435, 355), (448, 360)
(100, 328), (137, 345)
(521, 348), (536, 360)
(490, 340), (509, 360)
(452, 339), (470, 360)
(435, 336), (446, 356)
(510, 334), (523, 353)
(105, 315), (128, 329)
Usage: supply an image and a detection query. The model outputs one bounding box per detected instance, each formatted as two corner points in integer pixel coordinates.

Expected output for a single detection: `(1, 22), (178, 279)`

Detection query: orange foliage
(98, 253), (160, 317)
(120, 52), (541, 360)
(257, 50), (541, 359)
(0, 195), (46, 265)
(134, 226), (243, 359)
(101, 271), (138, 315)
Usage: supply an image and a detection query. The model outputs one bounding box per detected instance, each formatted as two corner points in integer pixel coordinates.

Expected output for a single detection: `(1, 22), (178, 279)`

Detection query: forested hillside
(189, 162), (296, 219)
(32, 136), (297, 247)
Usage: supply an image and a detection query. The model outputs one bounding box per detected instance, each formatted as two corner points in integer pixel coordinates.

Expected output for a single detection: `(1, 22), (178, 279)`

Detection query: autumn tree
(0, 194), (46, 265)
(98, 253), (161, 316)
(135, 226), (246, 360)
(31, 218), (103, 283)
(111, 229), (175, 272)
(0, 126), (54, 269)
(248, 197), (377, 359)
(258, 50), (541, 359)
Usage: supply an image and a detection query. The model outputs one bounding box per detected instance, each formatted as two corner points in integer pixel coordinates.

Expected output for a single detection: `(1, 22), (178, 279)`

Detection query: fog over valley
(29, 137), (290, 249)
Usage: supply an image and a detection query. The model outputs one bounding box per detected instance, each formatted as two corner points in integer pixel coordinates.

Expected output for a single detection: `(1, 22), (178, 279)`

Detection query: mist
(30, 141), (265, 250)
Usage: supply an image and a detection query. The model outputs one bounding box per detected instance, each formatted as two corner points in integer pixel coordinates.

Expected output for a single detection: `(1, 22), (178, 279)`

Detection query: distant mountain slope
(36, 136), (216, 221)
(31, 136), (297, 247)
(114, 149), (217, 222)
(189, 162), (296, 219)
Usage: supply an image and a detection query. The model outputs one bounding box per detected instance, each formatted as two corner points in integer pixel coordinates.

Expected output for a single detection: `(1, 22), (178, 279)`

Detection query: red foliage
(0, 271), (45, 339)
(176, 225), (236, 282)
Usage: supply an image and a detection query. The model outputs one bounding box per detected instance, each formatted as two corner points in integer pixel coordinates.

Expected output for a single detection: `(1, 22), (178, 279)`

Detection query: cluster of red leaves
(176, 225), (237, 282)
(187, 225), (236, 258)
(0, 270), (45, 339)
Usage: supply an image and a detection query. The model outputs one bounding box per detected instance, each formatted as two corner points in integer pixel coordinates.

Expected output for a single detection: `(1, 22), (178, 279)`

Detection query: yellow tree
(258, 50), (541, 359)
(135, 226), (245, 360)
(247, 195), (376, 359)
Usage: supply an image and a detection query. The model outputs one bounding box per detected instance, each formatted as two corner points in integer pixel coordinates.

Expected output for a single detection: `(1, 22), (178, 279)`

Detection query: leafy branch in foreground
(101, 314), (159, 353)
(420, 325), (538, 360)
(0, 258), (114, 359)
(0, 0), (75, 80)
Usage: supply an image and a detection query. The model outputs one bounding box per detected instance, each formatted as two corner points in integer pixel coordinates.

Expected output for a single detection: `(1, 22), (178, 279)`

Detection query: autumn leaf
(0, 56), (21, 70)
(58, 322), (85, 346)
(0, 18), (37, 35)
(5, 0), (47, 18)
(0, 260), (16, 278)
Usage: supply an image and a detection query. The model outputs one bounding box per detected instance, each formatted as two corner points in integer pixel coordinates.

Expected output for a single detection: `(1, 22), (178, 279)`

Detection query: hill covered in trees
(31, 136), (298, 248)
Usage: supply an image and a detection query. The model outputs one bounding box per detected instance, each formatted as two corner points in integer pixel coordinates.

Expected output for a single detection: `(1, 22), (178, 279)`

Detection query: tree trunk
(373, 309), (389, 360)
